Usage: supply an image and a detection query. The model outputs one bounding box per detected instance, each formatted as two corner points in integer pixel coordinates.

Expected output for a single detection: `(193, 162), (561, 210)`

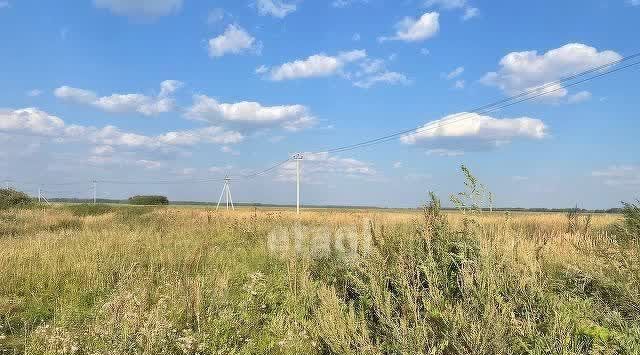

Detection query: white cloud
(92, 145), (115, 155)
(255, 0), (296, 18)
(379, 12), (440, 42)
(27, 89), (42, 97)
(443, 66), (464, 79)
(277, 152), (376, 183)
(462, 7), (479, 20)
(209, 165), (233, 173)
(0, 108), (243, 152)
(208, 24), (260, 58)
(393, 161), (403, 168)
(159, 79), (183, 97)
(567, 90), (592, 104)
(424, 0), (478, 21)
(93, 0), (182, 18)
(263, 50), (408, 88)
(401, 112), (547, 152)
(255, 65), (269, 74)
(185, 94), (316, 131)
(453, 80), (465, 89)
(54, 81), (182, 116)
(353, 71), (410, 89)
(424, 0), (466, 9)
(426, 148), (464, 157)
(0, 108), (65, 136)
(331, 0), (369, 8)
(54, 86), (98, 104)
(352, 33), (361, 41)
(0, 1), (9, 9)
(592, 165), (640, 186)
(266, 50), (366, 81)
(135, 159), (163, 169)
(481, 43), (621, 101)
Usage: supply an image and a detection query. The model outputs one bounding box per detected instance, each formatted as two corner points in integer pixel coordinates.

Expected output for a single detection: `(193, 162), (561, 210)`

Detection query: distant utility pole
(38, 187), (41, 203)
(93, 180), (97, 204)
(292, 153), (304, 215)
(216, 176), (235, 211)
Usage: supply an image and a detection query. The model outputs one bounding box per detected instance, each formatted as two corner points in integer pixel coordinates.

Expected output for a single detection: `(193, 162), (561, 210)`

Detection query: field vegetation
(0, 173), (639, 354)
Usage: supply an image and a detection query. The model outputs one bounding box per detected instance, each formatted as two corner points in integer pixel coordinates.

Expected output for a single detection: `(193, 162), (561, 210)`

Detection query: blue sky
(0, 0), (638, 208)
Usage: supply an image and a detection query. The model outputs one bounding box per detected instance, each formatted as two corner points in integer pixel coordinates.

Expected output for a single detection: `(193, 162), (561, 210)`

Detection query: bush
(65, 204), (115, 217)
(128, 195), (169, 206)
(616, 200), (640, 242)
(0, 188), (33, 209)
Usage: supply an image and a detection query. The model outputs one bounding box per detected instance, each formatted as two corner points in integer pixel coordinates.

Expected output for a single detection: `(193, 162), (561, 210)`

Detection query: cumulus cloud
(379, 12), (440, 42)
(54, 80), (183, 116)
(255, 0), (296, 18)
(265, 50), (365, 81)
(400, 112), (547, 152)
(93, 0), (182, 18)
(261, 50), (408, 88)
(185, 94), (316, 131)
(0, 108), (243, 152)
(0, 108), (65, 136)
(424, 0), (478, 21)
(592, 165), (640, 186)
(480, 43), (621, 102)
(277, 152), (376, 183)
(208, 24), (260, 57)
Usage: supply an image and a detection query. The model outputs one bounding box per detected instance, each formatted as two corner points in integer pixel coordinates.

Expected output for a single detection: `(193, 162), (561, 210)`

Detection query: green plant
(616, 200), (640, 242)
(127, 195), (169, 205)
(64, 204), (115, 217)
(0, 188), (33, 209)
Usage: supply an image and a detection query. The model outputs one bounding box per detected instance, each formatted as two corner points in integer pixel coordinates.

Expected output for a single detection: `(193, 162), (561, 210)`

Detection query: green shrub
(0, 188), (33, 209)
(616, 200), (640, 242)
(127, 195), (169, 205)
(64, 204), (115, 217)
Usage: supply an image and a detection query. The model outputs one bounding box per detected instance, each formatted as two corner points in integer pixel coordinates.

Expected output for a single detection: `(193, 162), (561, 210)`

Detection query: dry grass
(0, 203), (638, 354)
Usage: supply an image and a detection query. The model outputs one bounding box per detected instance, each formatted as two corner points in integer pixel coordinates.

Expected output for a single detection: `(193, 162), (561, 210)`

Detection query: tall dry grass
(0, 199), (638, 354)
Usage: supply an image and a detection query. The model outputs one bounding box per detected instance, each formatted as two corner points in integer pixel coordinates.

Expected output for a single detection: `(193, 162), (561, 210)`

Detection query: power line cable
(310, 57), (640, 155)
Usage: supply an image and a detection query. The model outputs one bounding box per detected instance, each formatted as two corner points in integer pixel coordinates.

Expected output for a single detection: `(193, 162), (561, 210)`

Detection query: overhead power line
(308, 53), (640, 155)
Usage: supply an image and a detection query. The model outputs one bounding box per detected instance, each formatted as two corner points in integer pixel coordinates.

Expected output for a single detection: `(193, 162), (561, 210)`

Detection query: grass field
(1, 199), (639, 354)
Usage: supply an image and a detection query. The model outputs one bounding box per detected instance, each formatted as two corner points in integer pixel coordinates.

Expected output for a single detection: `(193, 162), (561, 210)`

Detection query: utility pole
(93, 180), (97, 204)
(292, 153), (304, 215)
(38, 187), (41, 203)
(216, 176), (235, 211)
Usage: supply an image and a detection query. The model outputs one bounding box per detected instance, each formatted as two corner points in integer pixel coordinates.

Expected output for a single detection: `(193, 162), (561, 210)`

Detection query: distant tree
(0, 188), (33, 209)
(128, 195), (169, 205)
